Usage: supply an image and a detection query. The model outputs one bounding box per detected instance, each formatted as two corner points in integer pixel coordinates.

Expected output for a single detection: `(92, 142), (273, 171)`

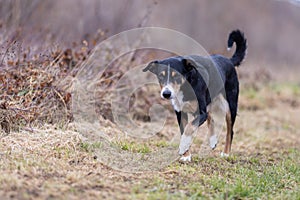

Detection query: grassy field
(0, 81), (299, 200)
(1, 1), (300, 199)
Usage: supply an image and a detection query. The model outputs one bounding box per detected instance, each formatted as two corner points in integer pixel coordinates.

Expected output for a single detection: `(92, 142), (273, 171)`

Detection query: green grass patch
(270, 82), (300, 96)
(131, 149), (300, 199)
(113, 140), (151, 153)
(241, 86), (260, 100)
(151, 140), (169, 148)
(79, 141), (102, 152)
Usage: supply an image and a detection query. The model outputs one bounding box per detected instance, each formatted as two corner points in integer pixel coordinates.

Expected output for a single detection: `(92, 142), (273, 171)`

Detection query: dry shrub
(0, 41), (92, 133)
(0, 0), (161, 133)
(0, 32), (167, 134)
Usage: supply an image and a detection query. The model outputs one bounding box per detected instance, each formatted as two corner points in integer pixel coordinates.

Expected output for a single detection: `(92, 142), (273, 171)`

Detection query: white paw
(179, 134), (192, 155)
(209, 135), (218, 149)
(179, 153), (192, 163)
(220, 152), (229, 157)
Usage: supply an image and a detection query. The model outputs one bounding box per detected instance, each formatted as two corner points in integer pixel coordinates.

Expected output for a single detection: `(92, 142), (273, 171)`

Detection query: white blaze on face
(167, 64), (170, 84)
(160, 65), (186, 112)
(161, 64), (174, 99)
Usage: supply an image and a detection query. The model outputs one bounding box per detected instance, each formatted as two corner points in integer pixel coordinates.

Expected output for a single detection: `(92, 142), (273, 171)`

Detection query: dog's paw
(179, 152), (192, 163)
(220, 152), (229, 157)
(209, 135), (218, 149)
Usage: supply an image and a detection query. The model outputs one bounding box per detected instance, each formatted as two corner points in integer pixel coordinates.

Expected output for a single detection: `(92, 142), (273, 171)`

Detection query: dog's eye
(158, 74), (165, 80)
(172, 73), (181, 79)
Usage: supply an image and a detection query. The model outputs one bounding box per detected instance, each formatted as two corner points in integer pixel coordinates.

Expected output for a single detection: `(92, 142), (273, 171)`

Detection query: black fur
(143, 29), (247, 151)
(228, 30), (247, 66)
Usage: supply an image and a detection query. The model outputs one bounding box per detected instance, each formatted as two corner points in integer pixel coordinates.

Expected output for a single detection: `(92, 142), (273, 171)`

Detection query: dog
(143, 30), (247, 162)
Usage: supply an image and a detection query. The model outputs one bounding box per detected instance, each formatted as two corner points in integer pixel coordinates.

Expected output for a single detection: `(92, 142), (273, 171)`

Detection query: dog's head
(143, 57), (198, 100)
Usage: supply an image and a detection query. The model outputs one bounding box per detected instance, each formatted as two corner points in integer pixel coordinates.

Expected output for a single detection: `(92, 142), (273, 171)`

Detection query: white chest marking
(171, 91), (184, 112)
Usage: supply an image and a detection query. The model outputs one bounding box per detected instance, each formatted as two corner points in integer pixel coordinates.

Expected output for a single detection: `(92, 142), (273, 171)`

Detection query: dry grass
(0, 30), (299, 199)
(0, 2), (299, 198)
(0, 79), (299, 199)
(0, 33), (299, 200)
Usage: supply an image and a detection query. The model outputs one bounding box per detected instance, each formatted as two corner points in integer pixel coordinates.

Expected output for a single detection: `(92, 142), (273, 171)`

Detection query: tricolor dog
(143, 30), (247, 162)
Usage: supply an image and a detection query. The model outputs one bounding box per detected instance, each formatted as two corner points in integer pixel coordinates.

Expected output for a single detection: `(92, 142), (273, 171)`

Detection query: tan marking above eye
(161, 71), (166, 76)
(171, 71), (176, 77)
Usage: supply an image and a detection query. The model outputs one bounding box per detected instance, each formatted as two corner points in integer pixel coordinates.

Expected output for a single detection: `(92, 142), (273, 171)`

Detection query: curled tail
(227, 30), (247, 66)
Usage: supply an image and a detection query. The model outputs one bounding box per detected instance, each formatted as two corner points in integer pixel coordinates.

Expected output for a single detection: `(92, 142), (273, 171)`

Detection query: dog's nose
(162, 90), (172, 99)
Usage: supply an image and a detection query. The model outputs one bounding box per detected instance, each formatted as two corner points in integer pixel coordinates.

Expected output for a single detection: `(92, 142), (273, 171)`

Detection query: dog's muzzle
(162, 89), (171, 99)
(161, 88), (172, 99)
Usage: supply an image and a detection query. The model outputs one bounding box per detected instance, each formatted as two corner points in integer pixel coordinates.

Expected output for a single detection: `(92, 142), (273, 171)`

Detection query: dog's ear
(143, 60), (159, 74)
(182, 58), (196, 72)
(182, 57), (209, 85)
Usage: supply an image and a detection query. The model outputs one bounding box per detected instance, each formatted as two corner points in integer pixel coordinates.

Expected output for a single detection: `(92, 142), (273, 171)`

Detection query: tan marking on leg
(224, 111), (232, 154)
(182, 100), (198, 113)
(207, 113), (214, 138)
(207, 112), (211, 127)
(178, 122), (198, 155)
(181, 115), (188, 132)
(207, 112), (218, 149)
(183, 122), (198, 136)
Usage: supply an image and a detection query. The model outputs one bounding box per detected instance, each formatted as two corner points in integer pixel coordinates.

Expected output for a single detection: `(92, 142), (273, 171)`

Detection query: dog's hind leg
(207, 113), (218, 150)
(223, 71), (239, 156)
(207, 94), (229, 151)
(207, 94), (233, 157)
(223, 111), (232, 156)
(221, 96), (233, 157)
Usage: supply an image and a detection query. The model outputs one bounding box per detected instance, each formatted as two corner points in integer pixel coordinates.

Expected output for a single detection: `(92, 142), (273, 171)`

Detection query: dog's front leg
(179, 113), (207, 162)
(175, 111), (188, 135)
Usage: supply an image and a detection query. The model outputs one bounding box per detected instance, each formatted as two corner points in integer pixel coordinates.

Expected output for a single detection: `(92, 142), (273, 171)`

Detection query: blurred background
(0, 0), (299, 78)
